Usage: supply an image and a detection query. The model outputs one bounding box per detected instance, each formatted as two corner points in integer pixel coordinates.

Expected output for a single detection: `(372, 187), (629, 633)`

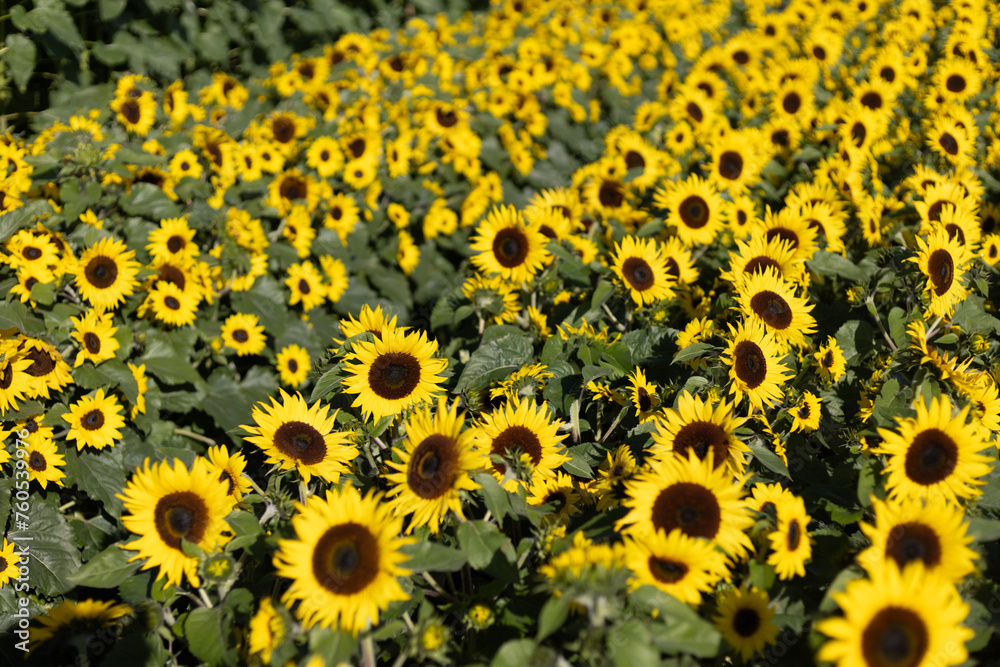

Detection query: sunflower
(241, 390), (356, 484)
(755, 206), (819, 263)
(611, 236), (676, 307)
(220, 312), (267, 356)
(24, 436), (66, 490)
(0, 352), (33, 415)
(816, 560), (973, 667)
(0, 539), (21, 587)
(248, 598), (287, 664)
(722, 319), (794, 412)
(276, 344), (311, 387)
(63, 388), (126, 450)
(927, 119), (974, 168)
(70, 309), (120, 368)
(168, 149), (204, 182)
(593, 444), (638, 512)
(790, 391), (821, 433)
(933, 58), (981, 103)
(119, 457), (234, 588)
(469, 205), (550, 285)
(527, 471), (584, 524)
(28, 599), (133, 656)
(341, 326), (448, 421)
(336, 304), (403, 345)
(654, 174), (726, 247)
(111, 92), (157, 135)
(471, 398), (569, 493)
(909, 226), (973, 319)
(72, 237), (141, 311)
(814, 336), (847, 382)
(267, 168), (319, 216)
(324, 193), (361, 244)
(628, 368), (661, 423)
(205, 444), (253, 503)
(273, 485), (412, 634)
(146, 281), (199, 327)
(858, 495), (977, 583)
(651, 391), (749, 476)
(20, 338), (73, 399)
(714, 587), (780, 662)
(385, 398), (481, 533)
(767, 493), (812, 580)
(721, 234), (802, 287)
(736, 269), (816, 351)
(147, 216), (200, 264)
(625, 528), (730, 605)
(127, 362), (148, 418)
(874, 395), (993, 502)
(708, 132), (764, 195)
(618, 452), (753, 559)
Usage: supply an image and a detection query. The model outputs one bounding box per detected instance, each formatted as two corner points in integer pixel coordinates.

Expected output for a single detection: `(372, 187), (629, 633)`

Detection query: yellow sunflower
(655, 174), (726, 247)
(611, 236), (676, 307)
(118, 457), (234, 588)
(814, 336), (847, 383)
(70, 309), (120, 368)
(874, 395), (993, 502)
(469, 205), (551, 285)
(20, 338), (73, 399)
(241, 389), (355, 484)
(817, 560), (973, 667)
(628, 368), (661, 422)
(858, 495), (977, 583)
(276, 344), (311, 387)
(0, 539), (22, 587)
(248, 598), (287, 664)
(205, 444), (253, 503)
(146, 281), (199, 327)
(767, 493), (812, 580)
(146, 216), (200, 264)
(736, 268), (816, 351)
(28, 599), (132, 655)
(909, 226), (973, 319)
(618, 452), (753, 559)
(273, 485), (413, 634)
(0, 353), (33, 415)
(220, 312), (267, 356)
(385, 398), (482, 534)
(63, 388), (126, 450)
(24, 436), (66, 490)
(285, 261), (327, 311)
(721, 319), (794, 412)
(721, 234), (802, 288)
(714, 587), (780, 662)
(111, 92), (157, 136)
(341, 326), (448, 421)
(789, 391), (821, 433)
(651, 391), (749, 477)
(625, 529), (730, 605)
(470, 398), (569, 492)
(708, 132), (764, 195)
(72, 237), (141, 311)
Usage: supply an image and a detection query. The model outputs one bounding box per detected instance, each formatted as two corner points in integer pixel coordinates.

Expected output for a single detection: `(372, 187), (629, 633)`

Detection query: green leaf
(230, 275), (288, 339)
(401, 541), (468, 573)
(73, 359), (140, 404)
(887, 307), (908, 349)
(457, 520), (508, 569)
(0, 200), (52, 247)
(63, 445), (127, 518)
(472, 473), (511, 521)
(747, 440), (790, 479)
(203, 367), (277, 437)
(835, 319), (874, 365)
(609, 619), (659, 667)
(99, 0), (127, 20)
(140, 329), (204, 386)
(490, 639), (539, 667)
(225, 511), (264, 552)
(672, 342), (715, 364)
(969, 517), (1000, 543)
(749, 560), (776, 590)
(602, 341), (632, 376)
(69, 543), (140, 587)
(121, 183), (182, 221)
(184, 607), (236, 666)
(536, 596), (569, 641)
(4, 34), (36, 93)
(114, 147), (165, 167)
(590, 278), (615, 310)
(39, 0), (84, 51)
(7, 495), (82, 596)
(455, 333), (533, 393)
(0, 478), (12, 533)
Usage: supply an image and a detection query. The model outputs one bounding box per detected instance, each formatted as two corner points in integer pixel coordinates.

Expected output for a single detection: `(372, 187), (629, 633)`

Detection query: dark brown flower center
(673, 421), (729, 469)
(82, 409), (105, 430)
(492, 228), (529, 268)
(648, 556), (687, 584)
(651, 482), (721, 539)
(154, 491), (208, 549)
(25, 349), (55, 377)
(686, 102), (704, 123)
(167, 236), (185, 254)
(368, 352), (421, 400)
(679, 195), (709, 229)
(28, 451), (46, 471)
(348, 138), (366, 159)
(272, 117), (296, 144)
(298, 279), (311, 295)
(860, 91), (882, 109)
(624, 150), (645, 170)
(861, 607), (928, 667)
(765, 228), (799, 249)
(436, 108), (458, 128)
(733, 608), (761, 637)
(408, 434), (459, 499)
(938, 133), (959, 155)
(83, 332), (102, 354)
(886, 522), (941, 569)
(622, 257), (654, 292)
(23, 247), (42, 260)
(927, 249), (954, 296)
(121, 99), (141, 124)
(279, 176), (307, 201)
(287, 359), (299, 373)
(946, 74), (966, 93)
(272, 421), (326, 465)
(598, 181), (624, 208)
(312, 523), (379, 595)
(744, 257), (781, 276)
(164, 296), (181, 310)
(232, 329), (249, 343)
(786, 519), (801, 550)
(490, 425), (542, 476)
(750, 290), (793, 329)
(85, 256), (119, 289)
(733, 340), (767, 388)
(903, 428), (958, 486)
(782, 92), (801, 114)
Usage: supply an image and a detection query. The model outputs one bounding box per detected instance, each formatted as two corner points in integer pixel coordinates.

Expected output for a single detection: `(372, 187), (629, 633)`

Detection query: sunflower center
(860, 92), (882, 109)
(679, 195), (709, 229)
(782, 92), (801, 114)
(861, 607), (928, 667)
(279, 177), (306, 201)
(945, 224), (965, 245)
(82, 409), (105, 430)
(121, 99), (141, 124)
(85, 256), (119, 289)
(408, 434), (458, 499)
(158, 265), (186, 290)
(0, 364), (12, 389)
(880, 66), (895, 82)
(823, 350), (834, 367)
(313, 523), (379, 595)
(0, 557), (6, 571)
(673, 421), (729, 469)
(622, 257), (654, 292)
(903, 428), (959, 486)
(232, 329), (249, 343)
(298, 279), (311, 295)
(23, 247), (42, 260)
(733, 608), (761, 637)
(765, 228), (799, 249)
(436, 109), (458, 128)
(786, 519), (801, 550)
(164, 296), (181, 310)
(28, 451), (46, 471)
(83, 332), (102, 354)
(887, 522), (942, 568)
(154, 492), (209, 549)
(926, 249), (954, 296)
(490, 425), (542, 476)
(733, 340), (767, 388)
(938, 133), (959, 155)
(598, 181), (624, 208)
(272, 118), (296, 143)
(637, 388), (651, 412)
(744, 257), (781, 276)
(945, 75), (966, 93)
(686, 102), (704, 123)
(273, 421), (326, 465)
(852, 122), (867, 147)
(167, 236), (185, 254)
(648, 556), (688, 584)
(624, 150), (644, 170)
(651, 482), (721, 539)
(348, 139), (366, 158)
(750, 291), (792, 329)
(25, 349), (55, 377)
(718, 151), (744, 180)
(287, 359), (299, 373)
(368, 352), (421, 400)
(492, 228), (528, 268)
(772, 129), (789, 147)
(219, 471), (236, 495)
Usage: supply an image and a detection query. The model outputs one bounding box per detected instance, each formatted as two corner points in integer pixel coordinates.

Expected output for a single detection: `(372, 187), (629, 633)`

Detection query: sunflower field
(2, 0), (1000, 665)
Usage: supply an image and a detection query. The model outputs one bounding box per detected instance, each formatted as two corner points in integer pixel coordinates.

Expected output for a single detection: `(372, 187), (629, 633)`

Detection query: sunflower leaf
(747, 439), (790, 479)
(68, 543), (140, 588)
(63, 445), (127, 518)
(454, 333), (533, 393)
(7, 495), (82, 596)
(536, 596), (570, 641)
(472, 473), (511, 521)
(608, 619), (659, 667)
(457, 519), (509, 570)
(184, 607), (237, 666)
(672, 342), (715, 364)
(121, 183), (182, 221)
(401, 540), (467, 573)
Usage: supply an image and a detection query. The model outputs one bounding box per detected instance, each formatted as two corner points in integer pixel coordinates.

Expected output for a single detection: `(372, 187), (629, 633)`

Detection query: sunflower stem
(174, 428), (216, 446)
(865, 295), (897, 352)
(601, 303), (625, 332)
(242, 473), (267, 499)
(198, 588), (213, 608)
(421, 572), (458, 603)
(361, 629), (376, 667)
(924, 315), (944, 339)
